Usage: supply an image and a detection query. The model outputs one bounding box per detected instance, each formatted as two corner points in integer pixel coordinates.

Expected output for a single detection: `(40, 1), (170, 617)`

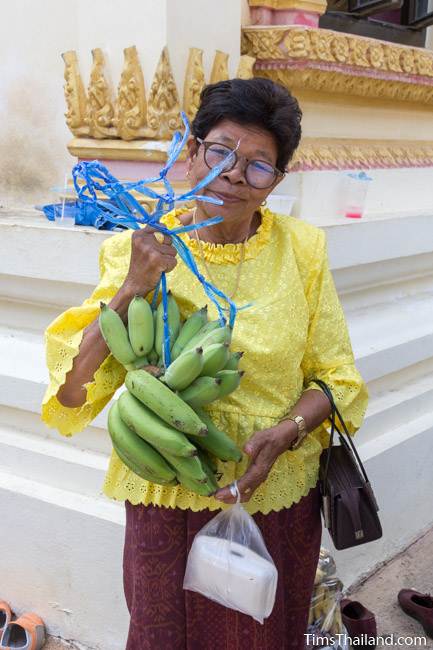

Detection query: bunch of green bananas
(99, 293), (245, 495)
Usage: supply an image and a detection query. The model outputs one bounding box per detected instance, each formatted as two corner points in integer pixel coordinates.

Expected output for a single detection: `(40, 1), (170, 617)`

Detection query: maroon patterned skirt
(123, 482), (322, 650)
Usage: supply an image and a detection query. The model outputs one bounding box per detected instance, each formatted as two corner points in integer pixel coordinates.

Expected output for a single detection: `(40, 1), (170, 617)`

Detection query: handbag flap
(320, 445), (382, 549)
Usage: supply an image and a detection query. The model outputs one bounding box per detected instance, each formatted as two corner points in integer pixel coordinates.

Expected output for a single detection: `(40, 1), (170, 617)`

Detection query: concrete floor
(42, 526), (433, 649)
(347, 526), (433, 648)
(44, 641), (81, 650)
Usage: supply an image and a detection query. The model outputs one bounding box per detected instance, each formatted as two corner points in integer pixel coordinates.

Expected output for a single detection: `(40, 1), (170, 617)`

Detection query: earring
(261, 200), (267, 206)
(186, 170), (190, 178)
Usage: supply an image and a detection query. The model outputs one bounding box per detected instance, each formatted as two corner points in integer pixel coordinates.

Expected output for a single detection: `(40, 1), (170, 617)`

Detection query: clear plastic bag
(305, 548), (349, 650)
(183, 481), (278, 623)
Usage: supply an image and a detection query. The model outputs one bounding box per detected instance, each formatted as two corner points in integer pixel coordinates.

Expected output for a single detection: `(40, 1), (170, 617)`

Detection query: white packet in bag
(183, 481), (278, 624)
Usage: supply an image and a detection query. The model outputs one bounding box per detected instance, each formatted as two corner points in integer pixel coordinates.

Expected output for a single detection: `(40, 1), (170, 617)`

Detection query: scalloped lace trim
(41, 309), (126, 438)
(161, 206), (274, 265)
(102, 410), (345, 515)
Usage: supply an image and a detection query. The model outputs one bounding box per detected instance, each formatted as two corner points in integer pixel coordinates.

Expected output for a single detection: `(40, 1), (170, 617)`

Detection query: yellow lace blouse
(41, 207), (369, 514)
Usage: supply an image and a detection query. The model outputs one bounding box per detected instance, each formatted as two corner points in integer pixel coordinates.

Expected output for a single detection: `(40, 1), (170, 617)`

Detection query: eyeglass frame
(195, 137), (286, 189)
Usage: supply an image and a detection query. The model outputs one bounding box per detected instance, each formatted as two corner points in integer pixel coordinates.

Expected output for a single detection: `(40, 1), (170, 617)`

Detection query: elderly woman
(42, 78), (368, 649)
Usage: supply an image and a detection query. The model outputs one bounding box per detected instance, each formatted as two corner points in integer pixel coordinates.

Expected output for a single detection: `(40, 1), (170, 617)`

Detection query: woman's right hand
(123, 225), (178, 296)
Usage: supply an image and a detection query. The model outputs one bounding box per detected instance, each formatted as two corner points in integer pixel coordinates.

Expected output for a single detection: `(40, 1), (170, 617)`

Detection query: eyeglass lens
(204, 143), (277, 189)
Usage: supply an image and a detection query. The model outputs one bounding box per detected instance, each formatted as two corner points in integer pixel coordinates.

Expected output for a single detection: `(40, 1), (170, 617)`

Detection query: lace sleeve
(301, 229), (369, 438)
(40, 237), (127, 437)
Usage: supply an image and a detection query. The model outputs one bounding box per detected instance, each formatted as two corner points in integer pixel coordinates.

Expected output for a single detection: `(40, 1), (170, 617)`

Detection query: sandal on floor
(0, 612), (45, 650)
(0, 602), (14, 641)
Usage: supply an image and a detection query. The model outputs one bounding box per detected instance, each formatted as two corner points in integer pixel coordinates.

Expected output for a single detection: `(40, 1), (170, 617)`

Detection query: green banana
(155, 291), (181, 360)
(161, 347), (204, 391)
(147, 310), (159, 365)
(198, 325), (232, 350)
(99, 302), (137, 366)
(215, 369), (244, 399)
(181, 319), (222, 354)
(125, 355), (149, 371)
(127, 295), (154, 357)
(200, 342), (230, 377)
(108, 401), (176, 483)
(162, 451), (208, 483)
(196, 448), (218, 475)
(224, 351), (244, 371)
(197, 451), (221, 492)
(193, 407), (243, 462)
(148, 347), (159, 367)
(113, 440), (177, 486)
(176, 471), (218, 496)
(179, 376), (222, 408)
(125, 369), (207, 436)
(118, 391), (198, 458)
(171, 306), (208, 360)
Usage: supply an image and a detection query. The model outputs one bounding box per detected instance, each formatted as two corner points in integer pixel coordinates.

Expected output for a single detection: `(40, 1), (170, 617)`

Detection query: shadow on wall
(0, 77), (70, 208)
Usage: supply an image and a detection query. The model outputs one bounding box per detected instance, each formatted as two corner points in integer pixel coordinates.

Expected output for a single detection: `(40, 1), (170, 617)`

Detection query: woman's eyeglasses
(196, 138), (285, 190)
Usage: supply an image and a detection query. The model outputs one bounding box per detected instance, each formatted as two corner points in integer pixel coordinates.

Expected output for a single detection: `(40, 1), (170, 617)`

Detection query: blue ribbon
(41, 112), (249, 368)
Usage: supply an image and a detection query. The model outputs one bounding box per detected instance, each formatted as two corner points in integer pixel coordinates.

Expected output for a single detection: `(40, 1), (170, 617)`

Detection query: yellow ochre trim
(248, 0), (327, 11)
(242, 26), (433, 105)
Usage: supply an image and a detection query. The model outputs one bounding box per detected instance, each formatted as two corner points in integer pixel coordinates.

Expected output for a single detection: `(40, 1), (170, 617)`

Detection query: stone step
(360, 365), (433, 442)
(0, 465), (123, 524)
(0, 425), (108, 497)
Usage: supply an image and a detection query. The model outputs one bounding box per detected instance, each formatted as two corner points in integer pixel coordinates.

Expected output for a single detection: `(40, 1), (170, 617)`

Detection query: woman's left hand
(213, 420), (298, 504)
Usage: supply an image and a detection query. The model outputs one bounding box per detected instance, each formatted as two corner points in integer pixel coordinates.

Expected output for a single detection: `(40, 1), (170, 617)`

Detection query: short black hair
(191, 78), (302, 172)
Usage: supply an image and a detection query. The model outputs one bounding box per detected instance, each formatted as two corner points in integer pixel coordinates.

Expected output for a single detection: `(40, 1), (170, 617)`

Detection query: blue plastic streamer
(40, 112), (250, 368)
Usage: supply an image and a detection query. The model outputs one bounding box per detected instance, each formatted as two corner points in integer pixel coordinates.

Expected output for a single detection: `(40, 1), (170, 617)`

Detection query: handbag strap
(311, 378), (370, 490)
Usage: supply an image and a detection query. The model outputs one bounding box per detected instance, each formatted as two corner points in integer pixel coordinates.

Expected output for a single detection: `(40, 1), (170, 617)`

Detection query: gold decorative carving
(242, 26), (433, 104)
(68, 135), (433, 170)
(248, 0), (327, 11)
(210, 51), (229, 84)
(63, 46), (259, 150)
(237, 55), (256, 79)
(67, 137), (188, 162)
(241, 29), (283, 60)
(183, 48), (206, 124)
(116, 46), (155, 141)
(147, 47), (182, 139)
(62, 51), (89, 137)
(289, 138), (433, 171)
(86, 49), (116, 139)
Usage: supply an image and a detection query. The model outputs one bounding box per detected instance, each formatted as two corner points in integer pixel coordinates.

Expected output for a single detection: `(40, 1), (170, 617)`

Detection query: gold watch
(286, 415), (308, 450)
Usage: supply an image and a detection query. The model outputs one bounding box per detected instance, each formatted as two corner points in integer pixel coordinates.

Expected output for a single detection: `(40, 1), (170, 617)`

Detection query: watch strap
(287, 415), (308, 450)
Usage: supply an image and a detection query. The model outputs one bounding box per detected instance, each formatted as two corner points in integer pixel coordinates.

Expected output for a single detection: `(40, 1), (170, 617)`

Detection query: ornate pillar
(248, 0), (328, 27)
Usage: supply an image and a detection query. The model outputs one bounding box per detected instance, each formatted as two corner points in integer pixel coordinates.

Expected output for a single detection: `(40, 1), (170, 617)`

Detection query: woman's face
(186, 119), (284, 221)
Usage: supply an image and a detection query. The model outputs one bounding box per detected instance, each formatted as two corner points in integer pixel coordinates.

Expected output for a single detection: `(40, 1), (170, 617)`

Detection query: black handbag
(311, 378), (383, 550)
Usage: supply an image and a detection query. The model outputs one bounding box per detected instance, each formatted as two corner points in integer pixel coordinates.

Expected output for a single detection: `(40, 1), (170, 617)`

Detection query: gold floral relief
(310, 30), (333, 62)
(331, 35), (350, 64)
(367, 44), (385, 70)
(210, 51), (230, 84)
(183, 48), (206, 124)
(248, 0), (327, 10)
(283, 30), (311, 58)
(414, 52), (433, 77)
(350, 39), (370, 69)
(237, 55), (256, 79)
(242, 26), (433, 105)
(289, 138), (433, 171)
(115, 45), (156, 141)
(242, 29), (285, 60)
(400, 49), (415, 74)
(63, 46), (261, 143)
(147, 47), (182, 139)
(385, 46), (403, 74)
(86, 48), (116, 139)
(62, 50), (89, 137)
